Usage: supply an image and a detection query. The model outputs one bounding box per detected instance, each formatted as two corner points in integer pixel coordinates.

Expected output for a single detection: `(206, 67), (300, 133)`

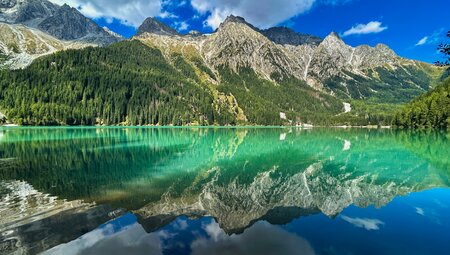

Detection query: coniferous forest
(0, 40), (348, 126)
(0, 41), (232, 126)
(393, 76), (450, 129)
(0, 39), (447, 128)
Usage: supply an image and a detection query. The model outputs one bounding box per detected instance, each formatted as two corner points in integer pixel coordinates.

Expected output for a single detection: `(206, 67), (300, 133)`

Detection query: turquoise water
(0, 127), (449, 254)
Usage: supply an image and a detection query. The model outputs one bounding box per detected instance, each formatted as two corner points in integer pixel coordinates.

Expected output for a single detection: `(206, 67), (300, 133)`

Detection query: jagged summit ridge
(0, 0), (17, 8)
(0, 0), (118, 69)
(261, 26), (323, 46)
(37, 3), (116, 44)
(0, 0), (58, 24)
(0, 0), (118, 44)
(218, 15), (258, 31)
(137, 17), (180, 36)
(134, 15), (436, 101)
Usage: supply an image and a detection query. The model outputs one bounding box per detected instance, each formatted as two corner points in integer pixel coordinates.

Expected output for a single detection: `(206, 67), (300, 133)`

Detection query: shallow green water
(0, 127), (449, 254)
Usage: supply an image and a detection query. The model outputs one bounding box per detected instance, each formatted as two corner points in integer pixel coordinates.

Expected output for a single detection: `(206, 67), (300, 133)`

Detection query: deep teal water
(0, 127), (449, 254)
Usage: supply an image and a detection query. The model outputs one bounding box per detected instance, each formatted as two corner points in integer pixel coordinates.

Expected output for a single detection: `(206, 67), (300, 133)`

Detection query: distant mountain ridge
(0, 0), (119, 68)
(0, 0), (116, 43)
(135, 16), (442, 103)
(261, 26), (323, 46)
(0, 11), (446, 126)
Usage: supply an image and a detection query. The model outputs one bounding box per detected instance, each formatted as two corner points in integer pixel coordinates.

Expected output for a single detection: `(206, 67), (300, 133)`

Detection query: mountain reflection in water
(0, 127), (449, 254)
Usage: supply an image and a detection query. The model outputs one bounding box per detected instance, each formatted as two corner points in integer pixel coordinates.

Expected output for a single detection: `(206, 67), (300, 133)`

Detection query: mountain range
(0, 0), (120, 68)
(135, 15), (442, 103)
(0, 0), (446, 126)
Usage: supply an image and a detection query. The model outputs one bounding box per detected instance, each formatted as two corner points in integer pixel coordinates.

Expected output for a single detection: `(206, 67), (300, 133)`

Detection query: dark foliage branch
(435, 30), (450, 66)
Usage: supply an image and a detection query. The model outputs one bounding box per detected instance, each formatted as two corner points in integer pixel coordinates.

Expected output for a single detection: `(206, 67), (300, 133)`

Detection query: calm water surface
(0, 127), (449, 255)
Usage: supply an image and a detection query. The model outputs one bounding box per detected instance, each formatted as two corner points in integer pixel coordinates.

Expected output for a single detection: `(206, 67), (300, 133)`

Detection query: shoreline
(0, 125), (393, 129)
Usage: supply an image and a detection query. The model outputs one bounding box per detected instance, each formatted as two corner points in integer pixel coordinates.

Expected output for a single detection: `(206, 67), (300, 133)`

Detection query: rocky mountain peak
(320, 31), (349, 52)
(37, 3), (117, 44)
(223, 15), (247, 24)
(0, 0), (58, 24)
(375, 43), (396, 56)
(0, 0), (17, 8)
(59, 3), (70, 10)
(323, 31), (343, 42)
(261, 26), (322, 46)
(136, 17), (180, 36)
(218, 15), (258, 31)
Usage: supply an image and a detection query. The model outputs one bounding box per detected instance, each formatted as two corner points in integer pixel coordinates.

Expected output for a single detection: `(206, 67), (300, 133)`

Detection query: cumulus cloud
(49, 0), (165, 27)
(191, 220), (316, 255)
(341, 215), (385, 231)
(341, 21), (388, 37)
(48, 0), (353, 31)
(191, 0), (348, 29)
(45, 222), (163, 255)
(174, 21), (190, 31)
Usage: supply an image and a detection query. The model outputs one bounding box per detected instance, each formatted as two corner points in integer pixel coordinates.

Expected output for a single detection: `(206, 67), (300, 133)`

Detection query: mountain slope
(0, 23), (92, 69)
(0, 0), (119, 69)
(0, 0), (118, 44)
(0, 0), (58, 24)
(0, 14), (444, 126)
(135, 16), (441, 105)
(261, 26), (322, 46)
(0, 40), (344, 126)
(393, 76), (450, 129)
(37, 4), (116, 45)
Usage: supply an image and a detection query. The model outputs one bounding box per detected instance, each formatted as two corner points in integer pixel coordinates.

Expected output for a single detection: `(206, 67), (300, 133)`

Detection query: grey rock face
(202, 16), (295, 80)
(261, 26), (322, 46)
(0, 0), (17, 8)
(14, 0), (57, 23)
(0, 0), (58, 24)
(0, 1), (119, 69)
(38, 4), (116, 45)
(307, 32), (355, 79)
(0, 0), (117, 46)
(136, 17), (180, 36)
(136, 15), (437, 97)
(218, 14), (260, 32)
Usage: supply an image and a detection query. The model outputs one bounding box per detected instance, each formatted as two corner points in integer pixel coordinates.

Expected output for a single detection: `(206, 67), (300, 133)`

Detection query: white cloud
(191, 0), (348, 29)
(415, 207), (425, 216)
(44, 222), (163, 255)
(415, 36), (428, 46)
(415, 28), (446, 47)
(174, 21), (189, 31)
(341, 21), (388, 37)
(48, 0), (352, 31)
(191, 220), (316, 255)
(49, 0), (165, 27)
(341, 215), (385, 231)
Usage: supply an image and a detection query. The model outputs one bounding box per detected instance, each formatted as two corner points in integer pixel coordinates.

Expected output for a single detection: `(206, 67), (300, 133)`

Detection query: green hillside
(0, 40), (343, 126)
(393, 76), (450, 129)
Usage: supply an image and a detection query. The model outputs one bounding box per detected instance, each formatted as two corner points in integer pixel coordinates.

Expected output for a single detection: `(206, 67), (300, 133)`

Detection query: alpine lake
(0, 127), (449, 255)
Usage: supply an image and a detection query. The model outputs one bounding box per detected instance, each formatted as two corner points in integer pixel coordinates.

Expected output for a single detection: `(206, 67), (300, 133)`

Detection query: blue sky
(50, 0), (449, 63)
